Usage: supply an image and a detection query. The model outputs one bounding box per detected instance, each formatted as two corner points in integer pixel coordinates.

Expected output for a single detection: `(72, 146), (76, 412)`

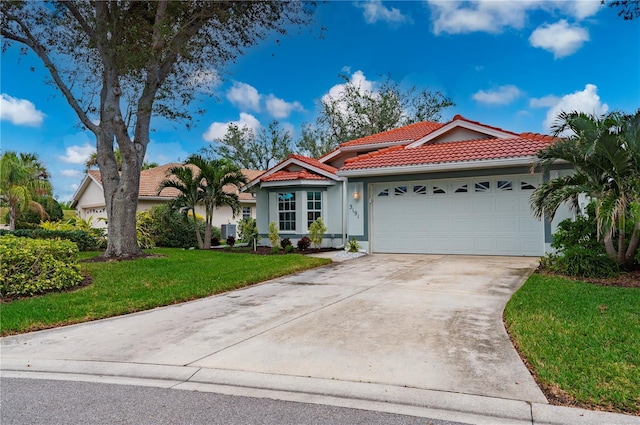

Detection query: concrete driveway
(2, 254), (559, 422)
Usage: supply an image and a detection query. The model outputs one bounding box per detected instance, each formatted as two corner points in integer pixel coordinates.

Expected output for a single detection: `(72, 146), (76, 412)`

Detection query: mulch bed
(536, 268), (640, 288)
(218, 246), (339, 256)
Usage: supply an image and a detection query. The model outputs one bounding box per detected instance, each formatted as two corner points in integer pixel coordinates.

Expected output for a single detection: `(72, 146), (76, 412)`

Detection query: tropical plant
(185, 155), (248, 250)
(0, 152), (52, 231)
(297, 236), (311, 252)
(9, 195), (63, 229)
(308, 217), (327, 249)
(158, 165), (205, 249)
(238, 217), (259, 245)
(530, 111), (640, 269)
(268, 221), (280, 250)
(347, 238), (361, 253)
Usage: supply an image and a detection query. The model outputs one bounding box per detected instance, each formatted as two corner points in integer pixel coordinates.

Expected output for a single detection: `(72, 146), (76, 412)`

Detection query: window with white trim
(307, 191), (322, 227)
(242, 207), (251, 219)
(278, 192), (296, 231)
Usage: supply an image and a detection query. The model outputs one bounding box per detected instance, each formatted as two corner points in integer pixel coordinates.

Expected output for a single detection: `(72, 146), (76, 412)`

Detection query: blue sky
(1, 1), (639, 202)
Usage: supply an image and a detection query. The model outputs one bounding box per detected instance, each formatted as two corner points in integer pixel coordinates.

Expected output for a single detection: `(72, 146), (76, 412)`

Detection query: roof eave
(260, 179), (338, 188)
(70, 173), (103, 208)
(337, 156), (536, 177)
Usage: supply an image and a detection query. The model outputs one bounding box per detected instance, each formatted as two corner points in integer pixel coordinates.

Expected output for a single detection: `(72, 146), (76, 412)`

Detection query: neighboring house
(247, 115), (574, 256)
(71, 163), (263, 234)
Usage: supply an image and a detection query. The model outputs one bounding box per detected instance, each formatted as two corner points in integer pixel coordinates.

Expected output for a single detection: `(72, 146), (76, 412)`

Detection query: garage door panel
(371, 175), (544, 256)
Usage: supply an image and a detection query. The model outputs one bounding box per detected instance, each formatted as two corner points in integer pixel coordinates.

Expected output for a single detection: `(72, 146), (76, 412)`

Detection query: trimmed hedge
(0, 235), (84, 298)
(0, 228), (103, 251)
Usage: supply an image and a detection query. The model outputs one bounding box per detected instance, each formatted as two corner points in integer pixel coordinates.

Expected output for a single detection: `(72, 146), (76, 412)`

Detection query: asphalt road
(1, 378), (470, 425)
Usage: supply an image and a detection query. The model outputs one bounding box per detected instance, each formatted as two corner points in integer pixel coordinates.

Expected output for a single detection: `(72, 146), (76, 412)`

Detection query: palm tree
(530, 111), (640, 268)
(186, 155), (248, 249)
(157, 165), (205, 249)
(0, 151), (52, 230)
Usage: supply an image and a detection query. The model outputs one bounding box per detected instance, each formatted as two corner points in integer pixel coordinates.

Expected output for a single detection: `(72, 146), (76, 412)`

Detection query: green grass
(505, 274), (640, 413)
(1, 248), (331, 336)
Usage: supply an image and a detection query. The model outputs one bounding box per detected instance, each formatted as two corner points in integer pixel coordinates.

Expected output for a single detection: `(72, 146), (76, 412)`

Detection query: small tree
(268, 221), (280, 251)
(308, 217), (327, 249)
(238, 217), (259, 245)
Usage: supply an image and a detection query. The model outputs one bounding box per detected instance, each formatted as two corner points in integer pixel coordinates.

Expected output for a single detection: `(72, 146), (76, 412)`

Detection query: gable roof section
(76, 164), (260, 203)
(247, 153), (339, 187)
(406, 114), (520, 148)
(340, 134), (555, 172)
(340, 121), (444, 147)
(319, 121), (444, 163)
(261, 170), (330, 182)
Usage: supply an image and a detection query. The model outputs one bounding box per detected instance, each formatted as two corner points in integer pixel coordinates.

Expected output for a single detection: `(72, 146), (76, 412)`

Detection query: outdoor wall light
(352, 184), (361, 199)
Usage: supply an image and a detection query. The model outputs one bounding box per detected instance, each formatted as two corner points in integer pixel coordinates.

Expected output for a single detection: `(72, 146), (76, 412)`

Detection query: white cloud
(529, 95), (561, 108)
(529, 20), (589, 58)
(265, 95), (304, 119)
(357, 1), (410, 24)
(59, 143), (95, 164)
(542, 84), (608, 132)
(202, 112), (261, 142)
(60, 169), (84, 178)
(0, 93), (45, 127)
(323, 70), (375, 106)
(426, 1), (601, 35)
(569, 1), (601, 20)
(187, 69), (222, 93)
(472, 85), (522, 105)
(226, 81), (261, 111)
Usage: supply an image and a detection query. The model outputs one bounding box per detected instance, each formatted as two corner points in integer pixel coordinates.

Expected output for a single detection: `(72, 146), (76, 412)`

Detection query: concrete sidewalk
(1, 254), (637, 425)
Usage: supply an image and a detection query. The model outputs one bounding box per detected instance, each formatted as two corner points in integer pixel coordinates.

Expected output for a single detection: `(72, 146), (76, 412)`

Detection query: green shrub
(297, 236), (311, 252)
(268, 221), (280, 249)
(347, 238), (361, 253)
(135, 210), (156, 249)
(284, 244), (295, 254)
(142, 204), (204, 248)
(238, 218), (259, 244)
(551, 203), (602, 252)
(280, 238), (292, 248)
(0, 235), (83, 298)
(0, 228), (104, 251)
(308, 217), (327, 249)
(542, 247), (619, 278)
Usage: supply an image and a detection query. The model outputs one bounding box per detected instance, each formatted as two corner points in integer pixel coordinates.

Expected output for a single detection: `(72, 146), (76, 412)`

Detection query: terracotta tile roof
(450, 114), (520, 137)
(341, 136), (555, 170)
(260, 170), (330, 182)
(86, 164), (259, 202)
(287, 153), (338, 175)
(339, 121), (444, 148)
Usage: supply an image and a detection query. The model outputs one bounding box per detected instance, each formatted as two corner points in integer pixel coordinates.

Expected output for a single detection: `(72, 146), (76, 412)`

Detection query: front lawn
(1, 248), (331, 336)
(504, 274), (640, 414)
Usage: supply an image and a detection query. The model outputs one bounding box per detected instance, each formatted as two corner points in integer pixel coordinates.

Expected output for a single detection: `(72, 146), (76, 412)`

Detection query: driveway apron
(1, 254), (547, 404)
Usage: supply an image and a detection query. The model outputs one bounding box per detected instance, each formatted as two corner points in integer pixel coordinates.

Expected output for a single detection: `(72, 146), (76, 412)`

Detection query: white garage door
(371, 175), (543, 256)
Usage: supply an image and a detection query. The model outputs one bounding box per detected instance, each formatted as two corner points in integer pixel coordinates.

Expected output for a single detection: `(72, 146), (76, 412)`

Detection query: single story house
(247, 115), (574, 256)
(71, 163), (262, 234)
